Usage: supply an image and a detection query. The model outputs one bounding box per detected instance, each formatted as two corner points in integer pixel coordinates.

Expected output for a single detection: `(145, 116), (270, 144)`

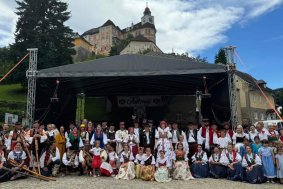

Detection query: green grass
(0, 83), (26, 102)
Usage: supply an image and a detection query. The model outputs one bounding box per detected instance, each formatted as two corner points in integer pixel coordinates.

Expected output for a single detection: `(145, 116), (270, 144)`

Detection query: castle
(81, 5), (156, 56)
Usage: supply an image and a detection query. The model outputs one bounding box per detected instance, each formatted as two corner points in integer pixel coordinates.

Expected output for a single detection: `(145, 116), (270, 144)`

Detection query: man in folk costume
(64, 122), (75, 139)
(87, 121), (95, 142)
(186, 122), (198, 160)
(115, 121), (128, 155)
(101, 121), (108, 134)
(140, 123), (155, 151)
(197, 118), (214, 157)
(107, 124), (116, 150)
(62, 148), (79, 174)
(208, 146), (227, 178)
(66, 127), (84, 153)
(147, 120), (156, 142)
(7, 123), (25, 152)
(124, 127), (139, 158)
(223, 122), (234, 142)
(210, 122), (220, 154)
(133, 119), (142, 144)
(90, 125), (107, 148)
(79, 124), (89, 144)
(78, 140), (93, 176)
(171, 122), (186, 150)
(39, 141), (61, 177)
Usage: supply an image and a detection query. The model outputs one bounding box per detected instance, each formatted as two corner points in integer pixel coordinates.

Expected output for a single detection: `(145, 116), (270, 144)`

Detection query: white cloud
(0, 0), (282, 54)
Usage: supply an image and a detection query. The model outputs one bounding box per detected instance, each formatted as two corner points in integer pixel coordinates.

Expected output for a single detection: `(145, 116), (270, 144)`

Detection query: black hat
(148, 120), (153, 124)
(203, 118), (209, 122)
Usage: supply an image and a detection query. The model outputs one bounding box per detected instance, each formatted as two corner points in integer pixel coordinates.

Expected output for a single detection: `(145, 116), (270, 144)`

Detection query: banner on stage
(117, 96), (167, 107)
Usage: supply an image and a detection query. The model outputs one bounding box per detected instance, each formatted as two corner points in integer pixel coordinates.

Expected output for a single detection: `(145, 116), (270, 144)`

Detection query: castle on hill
(81, 5), (157, 56)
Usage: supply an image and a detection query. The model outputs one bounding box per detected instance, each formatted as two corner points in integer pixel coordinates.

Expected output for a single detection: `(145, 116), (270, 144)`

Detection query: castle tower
(141, 4), (154, 25)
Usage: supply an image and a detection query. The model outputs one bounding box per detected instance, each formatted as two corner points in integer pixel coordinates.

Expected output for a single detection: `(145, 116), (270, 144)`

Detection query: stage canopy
(36, 54), (230, 125)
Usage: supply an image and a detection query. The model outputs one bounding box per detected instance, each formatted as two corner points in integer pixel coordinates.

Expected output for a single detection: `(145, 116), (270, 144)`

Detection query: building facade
(72, 36), (95, 62)
(81, 6), (156, 56)
(235, 72), (275, 125)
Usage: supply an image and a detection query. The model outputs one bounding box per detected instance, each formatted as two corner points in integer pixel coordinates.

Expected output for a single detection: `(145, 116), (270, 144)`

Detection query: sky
(0, 0), (282, 89)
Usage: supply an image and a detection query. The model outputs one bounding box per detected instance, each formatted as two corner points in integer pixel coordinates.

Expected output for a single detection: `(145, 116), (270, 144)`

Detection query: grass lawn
(0, 83), (26, 102)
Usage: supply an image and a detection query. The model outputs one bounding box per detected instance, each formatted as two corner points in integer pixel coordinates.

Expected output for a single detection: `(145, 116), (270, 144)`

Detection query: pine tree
(214, 48), (227, 64)
(11, 0), (75, 85)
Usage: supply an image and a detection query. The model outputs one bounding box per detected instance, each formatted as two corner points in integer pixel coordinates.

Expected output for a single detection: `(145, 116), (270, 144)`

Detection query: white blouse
(89, 147), (102, 156)
(242, 153), (262, 167)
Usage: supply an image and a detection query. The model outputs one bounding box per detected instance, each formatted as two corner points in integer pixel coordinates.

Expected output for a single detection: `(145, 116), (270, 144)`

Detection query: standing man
(197, 119), (212, 157)
(186, 122), (198, 160)
(115, 121), (128, 155)
(223, 122), (234, 142)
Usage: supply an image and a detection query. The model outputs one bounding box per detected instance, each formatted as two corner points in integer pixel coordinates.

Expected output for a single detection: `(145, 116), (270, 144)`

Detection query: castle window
(254, 112), (258, 120)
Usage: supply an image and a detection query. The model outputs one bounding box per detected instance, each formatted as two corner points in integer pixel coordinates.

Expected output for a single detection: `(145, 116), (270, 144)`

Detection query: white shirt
(155, 127), (172, 139)
(8, 150), (27, 161)
(257, 128), (269, 141)
(220, 152), (242, 166)
(62, 152), (79, 167)
(89, 147), (102, 156)
(209, 153), (226, 164)
(108, 151), (118, 161)
(134, 153), (144, 164)
(242, 153), (262, 167)
(172, 130), (185, 143)
(141, 154), (156, 165)
(155, 157), (170, 167)
(218, 137), (231, 149)
(66, 137), (84, 149)
(249, 131), (258, 143)
(197, 127), (210, 149)
(119, 151), (134, 163)
(115, 130), (128, 143)
(134, 128), (140, 143)
(191, 151), (208, 163)
(123, 134), (138, 145)
(40, 147), (60, 168)
(156, 138), (171, 153)
(145, 132), (150, 144)
(187, 130), (196, 143)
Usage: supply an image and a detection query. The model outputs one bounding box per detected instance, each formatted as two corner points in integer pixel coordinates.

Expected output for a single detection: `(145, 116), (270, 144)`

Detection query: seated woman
(7, 142), (27, 180)
(242, 146), (265, 184)
(0, 142), (11, 182)
(154, 150), (171, 182)
(172, 142), (194, 180)
(140, 147), (155, 181)
(209, 146), (227, 179)
(191, 144), (209, 178)
(134, 147), (144, 179)
(221, 144), (243, 181)
(115, 144), (135, 180)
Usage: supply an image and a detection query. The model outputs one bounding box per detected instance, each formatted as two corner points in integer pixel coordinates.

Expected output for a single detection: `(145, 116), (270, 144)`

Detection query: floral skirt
(173, 161), (194, 180)
(115, 162), (135, 180)
(140, 165), (155, 181)
(155, 166), (171, 182)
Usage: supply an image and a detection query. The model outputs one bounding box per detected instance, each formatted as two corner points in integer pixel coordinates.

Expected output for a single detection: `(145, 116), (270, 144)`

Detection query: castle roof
(121, 22), (156, 33)
(102, 19), (116, 27)
(132, 35), (153, 42)
(144, 7), (151, 15)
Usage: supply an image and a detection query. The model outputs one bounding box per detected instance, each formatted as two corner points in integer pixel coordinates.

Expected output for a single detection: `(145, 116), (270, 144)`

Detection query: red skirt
(109, 160), (117, 169)
(92, 155), (102, 169)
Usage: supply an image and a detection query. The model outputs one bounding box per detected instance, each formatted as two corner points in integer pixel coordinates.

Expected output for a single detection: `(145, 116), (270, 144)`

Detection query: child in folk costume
(134, 147), (144, 179)
(275, 147), (283, 184)
(107, 144), (118, 176)
(242, 146), (265, 184)
(258, 140), (276, 183)
(140, 147), (156, 181)
(221, 144), (243, 181)
(89, 140), (103, 177)
(191, 144), (209, 178)
(62, 148), (79, 174)
(79, 124), (89, 144)
(124, 127), (139, 158)
(79, 140), (93, 176)
(172, 142), (194, 180)
(218, 130), (231, 154)
(39, 141), (61, 177)
(251, 136), (262, 155)
(115, 144), (135, 180)
(154, 150), (171, 182)
(7, 142), (27, 180)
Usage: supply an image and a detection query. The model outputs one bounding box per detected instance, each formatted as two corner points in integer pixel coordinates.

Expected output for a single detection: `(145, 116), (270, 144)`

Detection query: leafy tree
(11, 0), (75, 86)
(214, 48), (227, 64)
(0, 47), (14, 79)
(109, 33), (134, 56)
(193, 55), (209, 64)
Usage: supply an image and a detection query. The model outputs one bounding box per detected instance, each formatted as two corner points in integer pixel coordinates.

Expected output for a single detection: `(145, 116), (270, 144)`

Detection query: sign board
(5, 113), (19, 124)
(117, 96), (167, 107)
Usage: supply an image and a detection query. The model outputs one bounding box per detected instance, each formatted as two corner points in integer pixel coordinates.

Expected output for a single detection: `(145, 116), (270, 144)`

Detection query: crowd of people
(0, 118), (283, 184)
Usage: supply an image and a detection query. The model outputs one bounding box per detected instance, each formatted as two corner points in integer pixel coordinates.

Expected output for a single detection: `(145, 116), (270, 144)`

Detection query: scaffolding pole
(26, 48), (38, 128)
(225, 46), (238, 130)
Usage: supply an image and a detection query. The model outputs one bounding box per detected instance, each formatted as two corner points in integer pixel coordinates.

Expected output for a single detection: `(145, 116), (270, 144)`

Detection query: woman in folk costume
(267, 123), (279, 143)
(258, 140), (276, 183)
(172, 142), (194, 180)
(79, 124), (89, 144)
(89, 140), (103, 177)
(209, 146), (227, 178)
(115, 121), (128, 155)
(0, 142), (11, 182)
(134, 147), (144, 179)
(249, 125), (258, 143)
(275, 147), (283, 184)
(221, 144), (243, 181)
(7, 142), (27, 180)
(39, 141), (61, 177)
(155, 150), (171, 182)
(242, 146), (265, 184)
(140, 147), (156, 181)
(124, 127), (139, 158)
(90, 125), (107, 149)
(115, 144), (135, 180)
(191, 144), (209, 178)
(79, 140), (93, 176)
(233, 125), (249, 157)
(155, 121), (172, 145)
(217, 130), (231, 154)
(55, 126), (66, 159)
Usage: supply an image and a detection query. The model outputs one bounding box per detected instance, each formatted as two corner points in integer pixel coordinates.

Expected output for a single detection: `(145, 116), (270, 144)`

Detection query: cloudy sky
(0, 0), (283, 88)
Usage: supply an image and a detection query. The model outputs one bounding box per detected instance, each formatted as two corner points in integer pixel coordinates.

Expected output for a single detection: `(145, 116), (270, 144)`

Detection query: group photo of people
(0, 118), (283, 184)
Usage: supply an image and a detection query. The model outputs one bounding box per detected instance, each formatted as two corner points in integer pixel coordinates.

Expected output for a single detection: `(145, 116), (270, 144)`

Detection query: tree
(214, 48), (227, 64)
(11, 0), (75, 86)
(109, 33), (134, 56)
